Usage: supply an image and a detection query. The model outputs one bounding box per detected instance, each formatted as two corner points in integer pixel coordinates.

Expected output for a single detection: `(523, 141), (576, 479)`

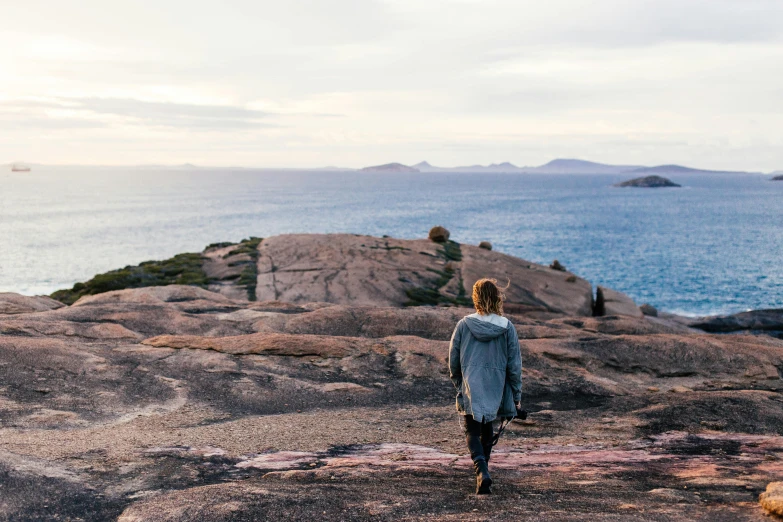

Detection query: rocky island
(359, 162), (419, 173)
(614, 175), (682, 188)
(772, 174), (783, 181)
(2, 229), (783, 521)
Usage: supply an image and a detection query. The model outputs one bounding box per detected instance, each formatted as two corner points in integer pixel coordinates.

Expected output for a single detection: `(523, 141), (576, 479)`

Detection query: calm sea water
(1, 167), (781, 316)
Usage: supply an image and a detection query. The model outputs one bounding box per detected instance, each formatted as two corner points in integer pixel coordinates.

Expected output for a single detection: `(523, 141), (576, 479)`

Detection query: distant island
(359, 158), (756, 175)
(614, 175), (681, 188)
(772, 174), (783, 181)
(360, 162), (420, 173)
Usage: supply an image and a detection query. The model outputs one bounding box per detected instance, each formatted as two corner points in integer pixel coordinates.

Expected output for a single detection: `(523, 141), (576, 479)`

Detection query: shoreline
(2, 171), (779, 317)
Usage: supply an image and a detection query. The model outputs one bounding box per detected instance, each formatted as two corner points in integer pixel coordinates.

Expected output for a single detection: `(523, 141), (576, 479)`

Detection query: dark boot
(473, 457), (492, 495)
(482, 443), (493, 464)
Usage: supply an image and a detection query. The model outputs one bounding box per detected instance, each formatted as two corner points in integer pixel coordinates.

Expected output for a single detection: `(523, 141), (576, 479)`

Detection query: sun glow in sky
(2, 0), (782, 170)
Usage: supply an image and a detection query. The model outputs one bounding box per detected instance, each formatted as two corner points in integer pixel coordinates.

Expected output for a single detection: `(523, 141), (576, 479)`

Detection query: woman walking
(448, 278), (523, 495)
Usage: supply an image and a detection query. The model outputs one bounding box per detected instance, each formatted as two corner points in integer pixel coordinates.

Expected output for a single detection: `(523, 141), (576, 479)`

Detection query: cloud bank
(2, 0), (782, 170)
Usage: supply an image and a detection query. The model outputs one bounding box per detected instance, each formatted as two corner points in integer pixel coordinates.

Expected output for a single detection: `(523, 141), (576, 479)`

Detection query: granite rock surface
(2, 283), (783, 520)
(252, 234), (595, 315)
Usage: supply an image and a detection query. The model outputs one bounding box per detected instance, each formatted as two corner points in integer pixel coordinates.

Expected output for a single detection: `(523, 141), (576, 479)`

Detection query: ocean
(1, 167), (781, 317)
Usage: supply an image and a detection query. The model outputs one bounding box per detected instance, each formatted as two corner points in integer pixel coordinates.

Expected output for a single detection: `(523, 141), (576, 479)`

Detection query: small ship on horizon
(11, 163), (31, 172)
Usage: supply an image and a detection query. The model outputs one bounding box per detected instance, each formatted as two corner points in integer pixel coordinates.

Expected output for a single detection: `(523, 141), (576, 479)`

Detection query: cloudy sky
(2, 0), (782, 170)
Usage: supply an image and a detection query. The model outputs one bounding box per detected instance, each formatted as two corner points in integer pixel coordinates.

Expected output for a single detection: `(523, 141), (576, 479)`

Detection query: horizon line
(1, 158), (777, 174)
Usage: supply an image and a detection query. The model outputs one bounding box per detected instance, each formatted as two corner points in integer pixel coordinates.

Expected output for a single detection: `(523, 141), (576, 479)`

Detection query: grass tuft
(205, 241), (234, 250)
(224, 237), (263, 258)
(404, 241), (471, 307)
(228, 237), (263, 300)
(438, 240), (463, 262)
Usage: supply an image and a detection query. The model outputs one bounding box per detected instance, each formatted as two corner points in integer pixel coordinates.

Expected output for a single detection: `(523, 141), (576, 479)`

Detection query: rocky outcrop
(0, 293), (64, 314)
(550, 259), (566, 271)
(202, 237), (262, 300)
(254, 234), (451, 307)
(614, 175), (681, 188)
(50, 253), (210, 305)
(459, 243), (593, 315)
(252, 233), (594, 315)
(640, 303), (658, 317)
(594, 286), (643, 317)
(47, 232), (607, 317)
(690, 309), (783, 338)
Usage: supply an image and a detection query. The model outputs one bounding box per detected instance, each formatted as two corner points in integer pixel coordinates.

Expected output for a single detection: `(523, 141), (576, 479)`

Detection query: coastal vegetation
(50, 253), (209, 305)
(50, 236), (262, 305)
(404, 240), (471, 307)
(51, 237), (265, 304)
(226, 237), (262, 300)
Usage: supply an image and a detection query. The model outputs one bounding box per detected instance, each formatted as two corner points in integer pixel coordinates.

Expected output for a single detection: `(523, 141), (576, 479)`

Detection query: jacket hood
(464, 316), (509, 342)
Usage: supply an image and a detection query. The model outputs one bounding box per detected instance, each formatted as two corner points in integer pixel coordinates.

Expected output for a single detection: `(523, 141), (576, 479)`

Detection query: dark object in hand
(516, 406), (528, 420)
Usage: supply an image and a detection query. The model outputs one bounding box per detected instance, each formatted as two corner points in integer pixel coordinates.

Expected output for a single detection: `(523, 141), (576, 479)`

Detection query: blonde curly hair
(472, 278), (507, 315)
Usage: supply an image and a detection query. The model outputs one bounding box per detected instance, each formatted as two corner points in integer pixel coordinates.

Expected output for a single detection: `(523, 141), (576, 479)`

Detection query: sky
(1, 0), (782, 170)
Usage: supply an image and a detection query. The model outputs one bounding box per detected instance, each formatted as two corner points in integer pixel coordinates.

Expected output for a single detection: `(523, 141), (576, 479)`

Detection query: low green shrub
(50, 253), (208, 305)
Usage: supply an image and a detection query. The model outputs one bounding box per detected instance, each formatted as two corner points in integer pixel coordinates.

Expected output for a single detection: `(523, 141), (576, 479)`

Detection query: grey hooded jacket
(448, 316), (522, 422)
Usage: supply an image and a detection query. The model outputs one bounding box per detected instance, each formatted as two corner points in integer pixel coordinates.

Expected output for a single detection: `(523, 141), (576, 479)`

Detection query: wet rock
(690, 308), (783, 337)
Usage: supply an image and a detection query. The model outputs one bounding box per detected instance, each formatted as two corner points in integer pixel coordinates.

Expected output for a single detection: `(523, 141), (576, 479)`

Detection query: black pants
(463, 415), (494, 463)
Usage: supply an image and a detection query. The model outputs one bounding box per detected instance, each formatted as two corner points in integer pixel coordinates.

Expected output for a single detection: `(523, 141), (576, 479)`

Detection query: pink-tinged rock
(236, 451), (316, 470)
(271, 305), (469, 340)
(142, 332), (447, 361)
(0, 293), (64, 315)
(459, 243), (594, 316)
(71, 285), (240, 310)
(319, 382), (370, 393)
(253, 233), (595, 315)
(595, 286), (643, 317)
